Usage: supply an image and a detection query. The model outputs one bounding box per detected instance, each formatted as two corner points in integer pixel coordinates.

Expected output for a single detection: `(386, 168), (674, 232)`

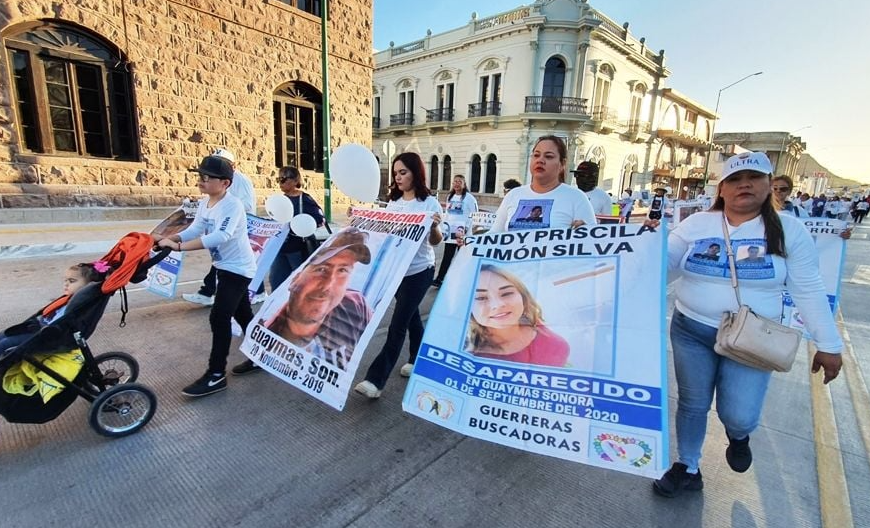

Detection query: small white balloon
(290, 213), (317, 238)
(265, 194), (294, 223)
(331, 144), (380, 203)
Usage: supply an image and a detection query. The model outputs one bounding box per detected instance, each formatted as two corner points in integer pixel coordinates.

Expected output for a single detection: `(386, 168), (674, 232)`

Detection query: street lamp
(775, 125), (811, 175)
(702, 71), (764, 187)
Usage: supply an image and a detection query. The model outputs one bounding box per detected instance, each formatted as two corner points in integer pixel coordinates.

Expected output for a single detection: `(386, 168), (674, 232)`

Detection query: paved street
(0, 221), (868, 528)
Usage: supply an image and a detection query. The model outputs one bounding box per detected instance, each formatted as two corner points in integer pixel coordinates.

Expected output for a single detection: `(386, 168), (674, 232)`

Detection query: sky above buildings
(372, 0), (870, 183)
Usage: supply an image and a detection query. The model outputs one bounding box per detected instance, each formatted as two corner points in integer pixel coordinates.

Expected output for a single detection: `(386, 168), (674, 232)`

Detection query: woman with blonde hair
(465, 264), (569, 367)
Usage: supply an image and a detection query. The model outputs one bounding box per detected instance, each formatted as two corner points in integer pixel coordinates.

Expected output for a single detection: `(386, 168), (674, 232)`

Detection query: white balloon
(331, 144), (380, 203)
(290, 213), (317, 238)
(265, 194), (294, 223)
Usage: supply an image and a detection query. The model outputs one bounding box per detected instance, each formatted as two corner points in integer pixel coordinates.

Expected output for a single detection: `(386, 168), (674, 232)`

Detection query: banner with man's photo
(240, 208), (433, 410)
(782, 218), (847, 334)
(402, 224), (669, 478)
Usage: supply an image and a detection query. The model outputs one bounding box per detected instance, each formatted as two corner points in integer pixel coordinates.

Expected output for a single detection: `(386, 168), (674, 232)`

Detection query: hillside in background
(799, 153), (863, 189)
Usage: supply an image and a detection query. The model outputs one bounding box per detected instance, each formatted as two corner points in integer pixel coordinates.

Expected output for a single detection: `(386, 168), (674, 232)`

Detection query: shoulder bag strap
(721, 213), (743, 307)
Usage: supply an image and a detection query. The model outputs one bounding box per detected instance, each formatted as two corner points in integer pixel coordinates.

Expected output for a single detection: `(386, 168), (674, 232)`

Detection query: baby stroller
(0, 233), (170, 438)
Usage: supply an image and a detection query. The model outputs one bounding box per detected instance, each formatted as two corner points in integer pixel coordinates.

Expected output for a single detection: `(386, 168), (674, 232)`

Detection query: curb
(0, 240), (116, 260)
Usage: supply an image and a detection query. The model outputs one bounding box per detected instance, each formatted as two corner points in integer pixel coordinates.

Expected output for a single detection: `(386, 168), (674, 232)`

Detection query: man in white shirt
(572, 161), (612, 217)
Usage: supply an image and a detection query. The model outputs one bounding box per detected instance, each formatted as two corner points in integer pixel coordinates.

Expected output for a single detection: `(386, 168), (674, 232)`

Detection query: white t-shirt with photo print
(489, 183), (597, 232)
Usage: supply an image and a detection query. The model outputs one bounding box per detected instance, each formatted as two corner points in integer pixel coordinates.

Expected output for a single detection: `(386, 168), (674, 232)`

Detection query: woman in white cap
(653, 151), (843, 497)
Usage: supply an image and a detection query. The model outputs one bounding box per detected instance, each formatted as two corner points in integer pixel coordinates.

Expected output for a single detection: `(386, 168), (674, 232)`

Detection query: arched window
(542, 57), (566, 112)
(660, 104), (679, 131)
(274, 81), (323, 170)
(429, 155), (439, 190)
(470, 154), (482, 192)
(484, 154), (497, 194)
(592, 63), (614, 116)
(629, 83), (647, 124)
(585, 145), (607, 172)
(4, 21), (137, 159)
(622, 153), (639, 189)
(442, 155), (452, 190)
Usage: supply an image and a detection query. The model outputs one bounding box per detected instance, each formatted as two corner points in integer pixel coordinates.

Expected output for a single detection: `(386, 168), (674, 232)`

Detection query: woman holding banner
(489, 136), (596, 232)
(354, 152), (442, 399)
(465, 264), (569, 367)
(654, 152), (843, 498)
(433, 175), (478, 288)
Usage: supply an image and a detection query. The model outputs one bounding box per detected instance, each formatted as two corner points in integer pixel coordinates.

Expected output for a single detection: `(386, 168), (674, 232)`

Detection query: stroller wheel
(88, 383), (157, 438)
(93, 352), (139, 386)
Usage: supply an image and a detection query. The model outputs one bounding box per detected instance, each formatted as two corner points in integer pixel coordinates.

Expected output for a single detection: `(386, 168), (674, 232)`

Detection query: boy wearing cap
(158, 155), (257, 397)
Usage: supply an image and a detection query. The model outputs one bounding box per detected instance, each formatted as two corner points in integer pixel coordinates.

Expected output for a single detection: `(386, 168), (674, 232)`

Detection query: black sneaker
(726, 435), (753, 473)
(182, 372), (227, 397)
(652, 462), (703, 498)
(231, 359), (261, 376)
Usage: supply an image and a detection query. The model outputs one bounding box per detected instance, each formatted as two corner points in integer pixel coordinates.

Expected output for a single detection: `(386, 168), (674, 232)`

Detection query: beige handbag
(713, 215), (803, 372)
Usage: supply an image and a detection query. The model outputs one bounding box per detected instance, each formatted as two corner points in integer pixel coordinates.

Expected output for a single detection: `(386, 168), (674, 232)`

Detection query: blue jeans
(670, 310), (772, 472)
(269, 250), (306, 292)
(364, 266), (434, 389)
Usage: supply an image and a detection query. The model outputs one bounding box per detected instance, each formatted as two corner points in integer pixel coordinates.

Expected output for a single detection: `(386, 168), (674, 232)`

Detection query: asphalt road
(0, 224), (868, 528)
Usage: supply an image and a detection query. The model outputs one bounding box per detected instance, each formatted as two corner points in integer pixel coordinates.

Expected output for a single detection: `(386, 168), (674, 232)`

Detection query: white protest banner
(240, 208), (432, 410)
(470, 211), (497, 235)
(782, 218), (847, 334)
(246, 214), (288, 293)
(403, 224), (668, 478)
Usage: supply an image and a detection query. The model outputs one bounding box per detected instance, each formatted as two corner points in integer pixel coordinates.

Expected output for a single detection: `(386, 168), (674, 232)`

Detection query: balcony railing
(592, 106), (619, 122)
(468, 101), (502, 118)
(625, 119), (651, 134)
(524, 96), (589, 115)
(426, 108), (455, 122)
(372, 117), (381, 129)
(389, 113), (414, 126)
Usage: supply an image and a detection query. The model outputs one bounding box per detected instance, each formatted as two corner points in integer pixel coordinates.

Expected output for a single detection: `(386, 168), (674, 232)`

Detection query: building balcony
(621, 119), (651, 142)
(389, 113), (415, 126)
(426, 108), (455, 123)
(372, 116), (381, 129)
(524, 96), (589, 115)
(656, 127), (710, 147)
(591, 106), (622, 133)
(468, 102), (502, 118)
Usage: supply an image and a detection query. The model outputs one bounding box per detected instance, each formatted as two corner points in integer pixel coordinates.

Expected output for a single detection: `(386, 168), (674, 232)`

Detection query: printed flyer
(403, 224), (669, 478)
(240, 208), (432, 410)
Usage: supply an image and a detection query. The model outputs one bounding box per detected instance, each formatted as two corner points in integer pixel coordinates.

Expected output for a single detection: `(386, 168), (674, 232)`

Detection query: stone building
(371, 0), (715, 208)
(0, 0), (373, 221)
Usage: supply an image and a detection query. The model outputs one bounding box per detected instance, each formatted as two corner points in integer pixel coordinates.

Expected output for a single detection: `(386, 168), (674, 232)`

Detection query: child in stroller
(0, 233), (168, 438)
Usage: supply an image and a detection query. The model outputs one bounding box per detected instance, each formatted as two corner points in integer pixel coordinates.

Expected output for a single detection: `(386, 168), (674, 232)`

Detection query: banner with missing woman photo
(402, 224), (668, 478)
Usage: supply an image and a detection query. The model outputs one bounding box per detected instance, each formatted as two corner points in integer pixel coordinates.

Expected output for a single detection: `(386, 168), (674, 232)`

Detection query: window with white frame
(629, 83), (647, 125)
(470, 154), (482, 191)
(592, 64), (614, 117)
(475, 73), (502, 116)
(435, 82), (454, 121)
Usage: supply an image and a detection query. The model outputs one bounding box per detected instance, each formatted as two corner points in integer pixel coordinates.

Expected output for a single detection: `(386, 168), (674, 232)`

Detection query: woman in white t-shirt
(433, 175), (478, 288)
(355, 152), (443, 399)
(490, 135), (596, 232)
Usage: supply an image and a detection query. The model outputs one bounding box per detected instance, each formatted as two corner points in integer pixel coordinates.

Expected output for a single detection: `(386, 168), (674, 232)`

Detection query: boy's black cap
(571, 161), (599, 177)
(196, 155), (234, 180)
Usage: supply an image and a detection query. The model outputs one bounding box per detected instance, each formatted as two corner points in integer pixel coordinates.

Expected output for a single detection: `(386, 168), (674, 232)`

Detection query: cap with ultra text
(720, 152), (773, 181)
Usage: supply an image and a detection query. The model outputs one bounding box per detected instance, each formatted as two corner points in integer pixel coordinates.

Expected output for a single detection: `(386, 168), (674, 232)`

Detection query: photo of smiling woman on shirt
(465, 264), (569, 367)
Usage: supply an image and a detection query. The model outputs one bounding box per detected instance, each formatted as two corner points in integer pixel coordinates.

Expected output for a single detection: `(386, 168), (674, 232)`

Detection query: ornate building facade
(372, 0), (715, 207)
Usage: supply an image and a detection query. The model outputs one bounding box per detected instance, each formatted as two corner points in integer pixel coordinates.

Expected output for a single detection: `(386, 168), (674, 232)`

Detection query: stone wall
(0, 0), (373, 213)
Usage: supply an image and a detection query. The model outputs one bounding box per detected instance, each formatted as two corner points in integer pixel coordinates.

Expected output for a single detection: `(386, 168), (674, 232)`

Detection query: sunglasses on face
(772, 186), (790, 192)
(199, 174), (223, 182)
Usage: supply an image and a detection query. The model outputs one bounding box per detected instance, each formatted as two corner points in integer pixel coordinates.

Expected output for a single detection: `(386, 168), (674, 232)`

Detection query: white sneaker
(400, 363), (414, 377)
(354, 380), (382, 399)
(251, 292), (267, 305)
(231, 318), (242, 337)
(182, 292), (214, 306)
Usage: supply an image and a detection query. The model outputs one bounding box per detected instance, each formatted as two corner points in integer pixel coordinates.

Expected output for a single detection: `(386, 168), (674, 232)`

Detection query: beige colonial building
(713, 131), (807, 181)
(372, 0), (715, 207)
(0, 0), (373, 218)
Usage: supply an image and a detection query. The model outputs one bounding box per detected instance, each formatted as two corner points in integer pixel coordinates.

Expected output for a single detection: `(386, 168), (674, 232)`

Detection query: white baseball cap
(721, 152), (773, 181)
(212, 148), (235, 164)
